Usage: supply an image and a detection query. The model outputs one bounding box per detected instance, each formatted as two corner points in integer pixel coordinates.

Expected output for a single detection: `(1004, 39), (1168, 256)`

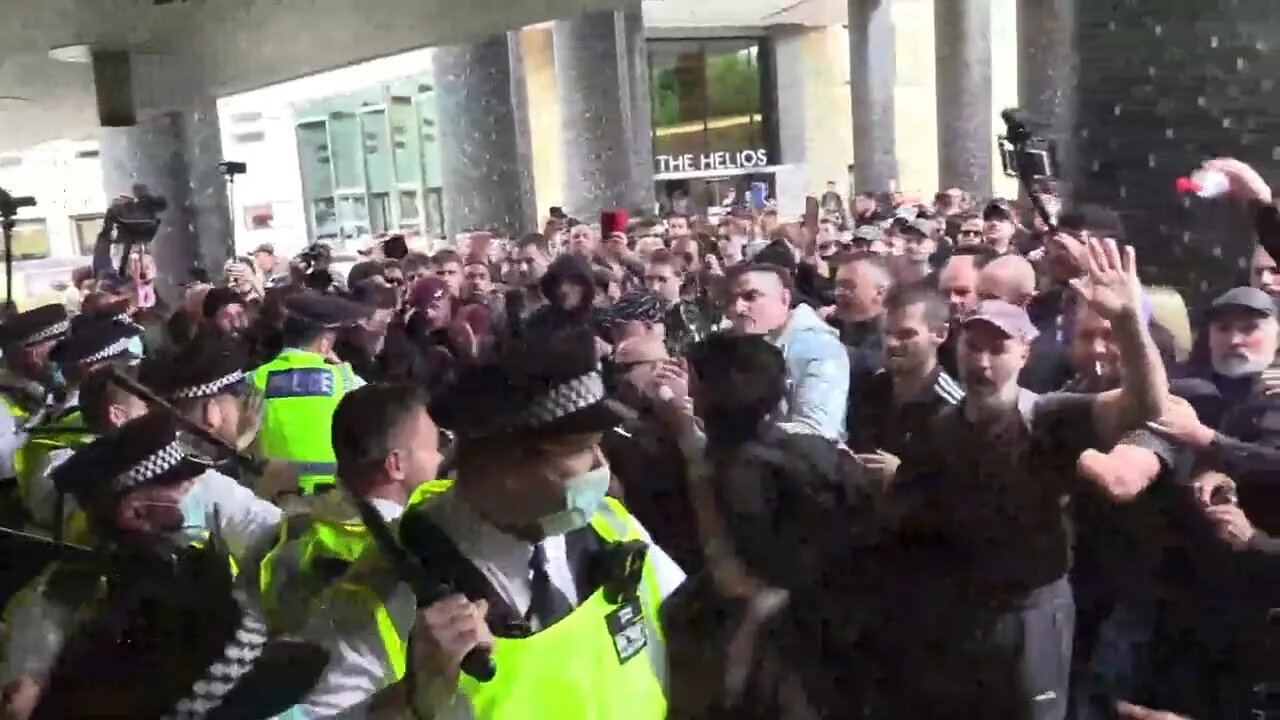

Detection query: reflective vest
(258, 479), (454, 634)
(250, 349), (361, 495)
(15, 411), (93, 537)
(357, 496), (668, 718)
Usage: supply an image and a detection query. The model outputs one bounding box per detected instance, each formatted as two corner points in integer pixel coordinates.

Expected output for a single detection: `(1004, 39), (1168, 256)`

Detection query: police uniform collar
(0, 303), (70, 348)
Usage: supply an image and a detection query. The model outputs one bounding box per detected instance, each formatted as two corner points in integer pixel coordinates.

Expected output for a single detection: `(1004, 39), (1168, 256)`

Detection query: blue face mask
(50, 366), (66, 389)
(144, 483), (210, 545)
(125, 335), (145, 359)
(537, 464), (612, 536)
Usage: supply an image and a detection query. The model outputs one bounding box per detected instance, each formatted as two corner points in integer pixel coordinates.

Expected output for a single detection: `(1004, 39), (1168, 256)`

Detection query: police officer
(250, 292), (370, 497)
(17, 315), (144, 537)
(0, 306), (69, 532)
(258, 382), (444, 635)
(0, 412), (281, 712)
(292, 325), (686, 718)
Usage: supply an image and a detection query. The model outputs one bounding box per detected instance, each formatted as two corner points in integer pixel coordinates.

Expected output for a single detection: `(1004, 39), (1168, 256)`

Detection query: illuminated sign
(655, 148), (770, 174)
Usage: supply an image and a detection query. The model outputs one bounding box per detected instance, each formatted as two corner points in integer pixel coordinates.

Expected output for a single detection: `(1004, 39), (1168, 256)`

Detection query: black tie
(527, 541), (572, 629)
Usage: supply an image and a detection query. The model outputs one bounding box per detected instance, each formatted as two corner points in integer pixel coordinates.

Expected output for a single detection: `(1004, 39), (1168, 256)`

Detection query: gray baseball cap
(961, 299), (1040, 341)
(1208, 286), (1277, 319)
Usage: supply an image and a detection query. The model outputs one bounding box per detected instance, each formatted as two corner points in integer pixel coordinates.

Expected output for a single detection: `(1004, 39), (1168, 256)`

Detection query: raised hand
(1068, 237), (1142, 320)
(1203, 157), (1273, 204)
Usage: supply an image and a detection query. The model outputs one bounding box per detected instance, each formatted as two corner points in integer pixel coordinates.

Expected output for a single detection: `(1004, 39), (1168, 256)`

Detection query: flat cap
(430, 324), (624, 440)
(50, 316), (142, 367)
(284, 292), (370, 329)
(52, 412), (211, 499)
(0, 304), (69, 348)
(141, 333), (250, 401)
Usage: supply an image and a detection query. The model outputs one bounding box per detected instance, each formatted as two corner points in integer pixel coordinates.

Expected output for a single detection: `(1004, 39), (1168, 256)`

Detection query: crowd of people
(0, 154), (1278, 720)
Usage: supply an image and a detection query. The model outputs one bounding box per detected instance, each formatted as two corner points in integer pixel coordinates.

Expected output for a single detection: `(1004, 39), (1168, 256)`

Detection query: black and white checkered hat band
(172, 370), (246, 400)
(21, 320), (70, 347)
(162, 608), (269, 720)
(83, 336), (134, 365)
(114, 439), (184, 491)
(524, 370), (605, 428)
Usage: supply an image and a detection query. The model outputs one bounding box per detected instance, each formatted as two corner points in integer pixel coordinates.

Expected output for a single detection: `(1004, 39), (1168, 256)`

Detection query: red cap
(601, 209), (629, 237)
(1175, 176), (1201, 194)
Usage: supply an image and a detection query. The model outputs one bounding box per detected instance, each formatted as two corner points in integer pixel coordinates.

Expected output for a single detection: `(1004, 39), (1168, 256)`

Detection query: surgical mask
(50, 366), (66, 389)
(125, 335), (145, 359)
(536, 464), (612, 536)
(143, 485), (209, 545)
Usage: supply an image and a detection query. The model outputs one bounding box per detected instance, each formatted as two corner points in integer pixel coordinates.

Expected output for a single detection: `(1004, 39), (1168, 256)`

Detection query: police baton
(104, 367), (266, 475)
(350, 494), (497, 683)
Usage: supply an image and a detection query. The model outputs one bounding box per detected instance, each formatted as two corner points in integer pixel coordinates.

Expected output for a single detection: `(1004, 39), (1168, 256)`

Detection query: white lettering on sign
(655, 148), (770, 174)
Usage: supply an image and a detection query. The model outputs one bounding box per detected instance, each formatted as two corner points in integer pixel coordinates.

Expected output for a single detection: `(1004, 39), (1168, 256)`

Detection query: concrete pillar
(554, 9), (656, 217)
(935, 0), (1021, 198)
(434, 33), (536, 238)
(100, 99), (230, 299)
(97, 53), (231, 299)
(1018, 0), (1078, 192)
(521, 27), (565, 224)
(847, 0), (899, 193)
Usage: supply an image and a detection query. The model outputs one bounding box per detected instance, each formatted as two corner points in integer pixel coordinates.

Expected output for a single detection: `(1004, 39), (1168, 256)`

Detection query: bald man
(938, 255), (982, 321)
(973, 254), (1074, 393)
(977, 254), (1037, 308)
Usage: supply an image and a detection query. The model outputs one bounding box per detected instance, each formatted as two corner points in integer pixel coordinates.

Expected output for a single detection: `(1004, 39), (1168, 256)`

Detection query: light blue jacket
(770, 303), (850, 440)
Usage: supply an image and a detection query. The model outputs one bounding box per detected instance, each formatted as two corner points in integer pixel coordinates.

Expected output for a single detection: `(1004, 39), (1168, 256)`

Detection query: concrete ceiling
(643, 0), (846, 29)
(0, 0), (844, 154)
(0, 0), (637, 152)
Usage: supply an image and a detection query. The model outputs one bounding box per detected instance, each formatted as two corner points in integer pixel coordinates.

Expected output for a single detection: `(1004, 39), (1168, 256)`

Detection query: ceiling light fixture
(48, 45), (94, 63)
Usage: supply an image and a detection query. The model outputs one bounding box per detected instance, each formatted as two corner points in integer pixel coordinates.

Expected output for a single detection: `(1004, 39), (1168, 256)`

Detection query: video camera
(93, 184), (169, 279)
(0, 187), (37, 221)
(999, 108), (1060, 232)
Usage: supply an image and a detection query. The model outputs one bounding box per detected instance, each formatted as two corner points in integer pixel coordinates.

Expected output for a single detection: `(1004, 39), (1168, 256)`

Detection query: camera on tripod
(0, 188), (37, 222)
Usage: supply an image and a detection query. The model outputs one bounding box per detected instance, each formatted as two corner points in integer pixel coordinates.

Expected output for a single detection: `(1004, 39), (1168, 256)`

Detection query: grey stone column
(554, 9), (656, 217)
(935, 0), (995, 195)
(1018, 0), (1079, 192)
(100, 97), (230, 300)
(847, 0), (899, 192)
(434, 33), (536, 238)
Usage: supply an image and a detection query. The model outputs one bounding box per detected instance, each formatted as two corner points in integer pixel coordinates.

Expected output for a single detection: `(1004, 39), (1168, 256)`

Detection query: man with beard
(1139, 287), (1280, 531)
(881, 238), (1168, 720)
(201, 285), (252, 343)
(846, 284), (963, 486)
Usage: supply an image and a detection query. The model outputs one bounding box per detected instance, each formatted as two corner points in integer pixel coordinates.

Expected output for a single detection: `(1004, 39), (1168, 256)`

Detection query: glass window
(297, 120), (334, 199)
(329, 112), (365, 190)
(368, 192), (391, 234)
(389, 97), (422, 186)
(313, 197), (338, 239)
(418, 86), (443, 188)
(336, 193), (369, 239)
(361, 109), (394, 194)
(244, 204), (275, 230)
(73, 214), (106, 256)
(5, 219), (50, 260)
(650, 38), (772, 175)
(398, 190), (421, 223)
